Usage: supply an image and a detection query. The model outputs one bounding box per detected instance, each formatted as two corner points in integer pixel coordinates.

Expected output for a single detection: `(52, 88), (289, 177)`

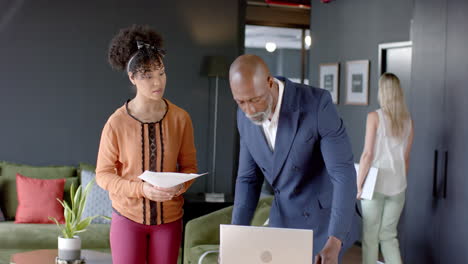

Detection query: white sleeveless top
(372, 109), (412, 196)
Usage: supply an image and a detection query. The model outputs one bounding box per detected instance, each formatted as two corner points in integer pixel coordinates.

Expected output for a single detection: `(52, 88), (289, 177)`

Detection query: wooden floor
(342, 244), (385, 264)
(342, 244), (363, 264)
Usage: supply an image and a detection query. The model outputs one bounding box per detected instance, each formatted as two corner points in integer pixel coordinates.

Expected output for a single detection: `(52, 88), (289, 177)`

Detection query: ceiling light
(265, 42), (277, 52)
(305, 36), (312, 47)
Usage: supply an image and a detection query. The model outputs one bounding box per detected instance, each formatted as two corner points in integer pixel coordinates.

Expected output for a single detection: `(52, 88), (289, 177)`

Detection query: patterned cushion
(80, 170), (112, 224)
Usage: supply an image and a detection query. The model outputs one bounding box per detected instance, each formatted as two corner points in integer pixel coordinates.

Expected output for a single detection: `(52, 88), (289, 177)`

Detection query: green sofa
(183, 196), (273, 264)
(0, 161), (110, 264)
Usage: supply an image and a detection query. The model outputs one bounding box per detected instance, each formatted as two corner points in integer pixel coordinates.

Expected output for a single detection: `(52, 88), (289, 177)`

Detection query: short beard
(246, 95), (273, 126)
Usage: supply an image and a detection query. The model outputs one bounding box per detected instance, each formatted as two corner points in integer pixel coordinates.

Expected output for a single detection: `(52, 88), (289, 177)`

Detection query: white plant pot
(58, 236), (81, 261)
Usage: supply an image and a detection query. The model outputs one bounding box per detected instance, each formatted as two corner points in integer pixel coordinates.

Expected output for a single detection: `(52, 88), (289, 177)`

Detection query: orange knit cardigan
(96, 100), (197, 225)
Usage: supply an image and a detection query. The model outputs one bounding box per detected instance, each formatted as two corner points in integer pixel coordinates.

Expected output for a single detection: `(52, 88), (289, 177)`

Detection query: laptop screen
(220, 225), (313, 264)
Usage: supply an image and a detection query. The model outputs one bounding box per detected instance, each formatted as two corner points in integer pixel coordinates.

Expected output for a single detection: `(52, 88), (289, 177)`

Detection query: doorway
(244, 25), (311, 84)
(379, 41), (413, 99)
(378, 40), (413, 259)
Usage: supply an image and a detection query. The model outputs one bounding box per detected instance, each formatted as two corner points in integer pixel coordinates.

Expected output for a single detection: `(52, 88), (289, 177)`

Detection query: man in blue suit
(229, 55), (360, 264)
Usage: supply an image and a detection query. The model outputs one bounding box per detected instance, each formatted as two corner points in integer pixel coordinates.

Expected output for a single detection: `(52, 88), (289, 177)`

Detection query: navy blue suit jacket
(232, 77), (360, 255)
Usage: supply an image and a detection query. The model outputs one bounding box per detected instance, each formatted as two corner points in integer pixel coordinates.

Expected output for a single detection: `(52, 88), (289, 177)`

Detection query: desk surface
(10, 249), (112, 264)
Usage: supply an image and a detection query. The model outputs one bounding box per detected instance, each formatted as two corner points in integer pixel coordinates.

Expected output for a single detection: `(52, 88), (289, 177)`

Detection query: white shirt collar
(261, 78), (284, 151)
(265, 78), (284, 127)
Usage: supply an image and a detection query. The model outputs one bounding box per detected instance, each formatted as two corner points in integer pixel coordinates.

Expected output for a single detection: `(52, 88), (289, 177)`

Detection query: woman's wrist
(141, 182), (149, 198)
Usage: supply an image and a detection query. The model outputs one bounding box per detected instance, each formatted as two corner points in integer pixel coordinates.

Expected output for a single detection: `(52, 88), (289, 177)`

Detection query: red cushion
(15, 173), (65, 224)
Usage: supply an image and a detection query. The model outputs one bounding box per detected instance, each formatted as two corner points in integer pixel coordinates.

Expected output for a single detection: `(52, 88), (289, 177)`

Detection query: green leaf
(76, 179), (95, 221)
(65, 217), (71, 231)
(49, 216), (61, 228)
(76, 195), (87, 221)
(74, 229), (88, 234)
(99, 215), (112, 221)
(83, 179), (95, 196)
(65, 228), (73, 239)
(48, 219), (68, 238)
(70, 182), (76, 208)
(56, 198), (67, 210)
(73, 186), (83, 211)
(61, 229), (68, 238)
(69, 208), (77, 226)
(51, 179), (99, 239)
(76, 217), (93, 232)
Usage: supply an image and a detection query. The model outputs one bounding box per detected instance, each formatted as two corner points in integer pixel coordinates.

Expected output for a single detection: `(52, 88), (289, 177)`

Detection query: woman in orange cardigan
(96, 25), (197, 264)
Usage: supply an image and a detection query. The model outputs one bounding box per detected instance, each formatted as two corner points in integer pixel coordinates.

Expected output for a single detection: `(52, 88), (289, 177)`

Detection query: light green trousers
(361, 191), (405, 264)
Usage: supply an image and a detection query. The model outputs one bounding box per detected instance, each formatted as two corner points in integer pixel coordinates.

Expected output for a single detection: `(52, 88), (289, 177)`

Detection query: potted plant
(49, 179), (106, 261)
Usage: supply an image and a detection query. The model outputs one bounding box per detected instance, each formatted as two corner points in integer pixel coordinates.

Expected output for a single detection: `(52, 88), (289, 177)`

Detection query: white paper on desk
(138, 171), (207, 188)
(354, 163), (379, 200)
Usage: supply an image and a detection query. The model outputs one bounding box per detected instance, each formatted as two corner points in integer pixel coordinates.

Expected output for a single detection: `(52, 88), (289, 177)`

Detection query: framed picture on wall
(345, 60), (370, 105)
(319, 63), (340, 104)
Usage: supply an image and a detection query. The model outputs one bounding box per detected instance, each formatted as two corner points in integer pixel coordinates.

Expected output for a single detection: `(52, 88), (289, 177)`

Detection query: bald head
(229, 54), (279, 125)
(229, 55), (271, 92)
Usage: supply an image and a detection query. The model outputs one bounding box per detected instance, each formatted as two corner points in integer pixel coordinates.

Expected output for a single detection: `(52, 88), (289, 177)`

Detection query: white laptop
(354, 163), (379, 200)
(220, 225), (313, 264)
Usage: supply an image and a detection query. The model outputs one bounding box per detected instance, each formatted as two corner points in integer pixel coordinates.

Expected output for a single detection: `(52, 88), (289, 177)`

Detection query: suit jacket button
(293, 166), (300, 171)
(303, 212), (309, 218)
(262, 167), (266, 172)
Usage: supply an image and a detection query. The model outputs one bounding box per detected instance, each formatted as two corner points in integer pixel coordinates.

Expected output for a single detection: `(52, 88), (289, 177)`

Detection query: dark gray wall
(309, 0), (413, 158)
(0, 0), (242, 195)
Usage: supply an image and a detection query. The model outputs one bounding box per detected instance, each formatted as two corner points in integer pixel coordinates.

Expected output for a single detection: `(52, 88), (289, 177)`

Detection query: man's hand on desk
(314, 235), (341, 264)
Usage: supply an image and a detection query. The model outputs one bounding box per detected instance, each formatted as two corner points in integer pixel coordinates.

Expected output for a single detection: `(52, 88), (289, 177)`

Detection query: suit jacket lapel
(271, 77), (301, 184)
(256, 125), (274, 155)
(242, 117), (274, 173)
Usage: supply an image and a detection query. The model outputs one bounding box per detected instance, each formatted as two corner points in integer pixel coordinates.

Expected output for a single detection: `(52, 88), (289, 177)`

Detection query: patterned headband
(127, 41), (166, 72)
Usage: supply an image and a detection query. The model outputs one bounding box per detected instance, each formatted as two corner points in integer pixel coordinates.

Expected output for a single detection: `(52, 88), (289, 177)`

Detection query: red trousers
(110, 211), (182, 264)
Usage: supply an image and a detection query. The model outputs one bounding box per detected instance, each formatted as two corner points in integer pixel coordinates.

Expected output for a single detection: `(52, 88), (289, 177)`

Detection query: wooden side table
(10, 249), (112, 264)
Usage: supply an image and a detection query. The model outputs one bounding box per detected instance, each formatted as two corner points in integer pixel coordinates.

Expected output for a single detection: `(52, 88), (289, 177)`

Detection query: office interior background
(0, 0), (467, 263)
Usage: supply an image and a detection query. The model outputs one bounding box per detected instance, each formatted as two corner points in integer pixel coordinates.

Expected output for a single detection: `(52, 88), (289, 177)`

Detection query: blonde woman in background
(357, 73), (414, 264)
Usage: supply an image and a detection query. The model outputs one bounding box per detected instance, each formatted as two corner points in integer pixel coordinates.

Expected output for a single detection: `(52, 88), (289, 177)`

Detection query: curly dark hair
(108, 25), (165, 75)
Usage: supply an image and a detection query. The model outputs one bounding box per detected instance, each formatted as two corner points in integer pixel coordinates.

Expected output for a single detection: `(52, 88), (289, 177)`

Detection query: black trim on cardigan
(141, 123), (147, 225)
(149, 124), (158, 225)
(125, 99), (169, 124)
(159, 122), (165, 224)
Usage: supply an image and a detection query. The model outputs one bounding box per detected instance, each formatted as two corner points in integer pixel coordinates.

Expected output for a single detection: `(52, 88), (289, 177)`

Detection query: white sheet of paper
(138, 171), (207, 188)
(354, 163), (379, 200)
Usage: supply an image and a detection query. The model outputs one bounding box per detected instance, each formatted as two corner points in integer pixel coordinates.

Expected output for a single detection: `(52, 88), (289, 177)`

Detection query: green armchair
(183, 196), (273, 264)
